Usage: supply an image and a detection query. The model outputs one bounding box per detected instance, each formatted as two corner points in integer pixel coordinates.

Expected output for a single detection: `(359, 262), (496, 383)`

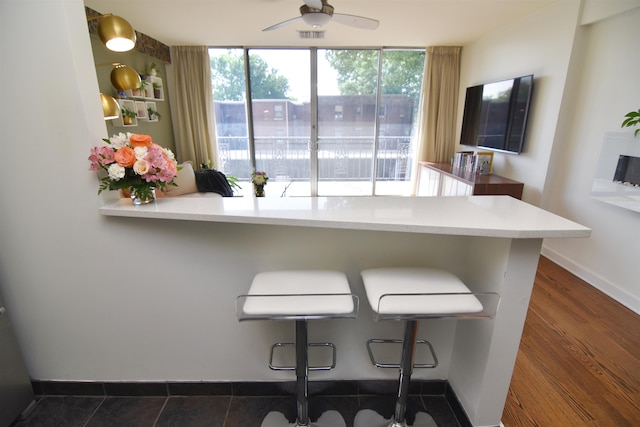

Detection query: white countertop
(99, 195), (590, 239)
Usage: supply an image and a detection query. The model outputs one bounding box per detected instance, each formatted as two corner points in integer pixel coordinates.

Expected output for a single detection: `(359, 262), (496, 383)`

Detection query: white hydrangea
(109, 132), (130, 149)
(164, 149), (176, 161)
(134, 146), (148, 159)
(107, 163), (125, 180)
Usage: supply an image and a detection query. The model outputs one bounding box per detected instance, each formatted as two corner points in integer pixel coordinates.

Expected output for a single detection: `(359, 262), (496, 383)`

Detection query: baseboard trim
(541, 246), (640, 314)
(31, 379), (445, 398)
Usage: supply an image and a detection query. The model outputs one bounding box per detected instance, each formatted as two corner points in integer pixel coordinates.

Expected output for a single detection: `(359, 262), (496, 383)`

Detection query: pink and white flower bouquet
(88, 133), (178, 201)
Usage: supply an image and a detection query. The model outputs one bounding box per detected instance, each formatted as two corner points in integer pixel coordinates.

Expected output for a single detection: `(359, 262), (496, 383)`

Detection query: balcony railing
(217, 136), (414, 182)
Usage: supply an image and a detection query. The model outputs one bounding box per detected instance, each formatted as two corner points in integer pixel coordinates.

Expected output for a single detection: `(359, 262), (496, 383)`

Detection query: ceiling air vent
(297, 30), (325, 39)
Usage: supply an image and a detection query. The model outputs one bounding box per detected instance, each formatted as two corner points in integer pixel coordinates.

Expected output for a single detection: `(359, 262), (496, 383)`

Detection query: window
(209, 48), (425, 196)
(274, 104), (284, 120)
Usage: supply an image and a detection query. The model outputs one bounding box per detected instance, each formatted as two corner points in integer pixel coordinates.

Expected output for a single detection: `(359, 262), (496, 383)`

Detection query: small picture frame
(476, 151), (494, 175)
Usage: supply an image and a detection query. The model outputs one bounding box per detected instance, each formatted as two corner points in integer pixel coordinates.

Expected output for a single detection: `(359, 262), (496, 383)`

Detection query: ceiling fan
(263, 0), (379, 32)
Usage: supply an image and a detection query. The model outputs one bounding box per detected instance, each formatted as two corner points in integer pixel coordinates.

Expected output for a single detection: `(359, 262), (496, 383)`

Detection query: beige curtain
(412, 46), (461, 191)
(170, 46), (219, 168)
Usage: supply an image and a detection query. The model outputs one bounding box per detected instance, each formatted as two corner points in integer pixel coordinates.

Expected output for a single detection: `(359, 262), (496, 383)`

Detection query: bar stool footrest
(269, 342), (337, 371)
(366, 338), (438, 369)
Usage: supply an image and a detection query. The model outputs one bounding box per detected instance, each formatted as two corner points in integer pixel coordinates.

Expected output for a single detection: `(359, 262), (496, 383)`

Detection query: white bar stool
(355, 267), (500, 427)
(236, 270), (358, 427)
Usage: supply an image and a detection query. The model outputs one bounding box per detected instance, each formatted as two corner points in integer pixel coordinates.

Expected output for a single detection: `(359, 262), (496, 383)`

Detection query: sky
(210, 48), (339, 102)
(251, 49), (340, 100)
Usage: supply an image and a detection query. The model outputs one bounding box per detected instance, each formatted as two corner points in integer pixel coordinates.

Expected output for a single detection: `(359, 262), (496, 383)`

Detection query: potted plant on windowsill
(121, 106), (137, 125)
(251, 171), (268, 197)
(226, 175), (242, 194)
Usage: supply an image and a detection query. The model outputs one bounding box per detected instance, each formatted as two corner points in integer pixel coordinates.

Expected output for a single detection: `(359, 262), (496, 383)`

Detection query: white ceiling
(84, 0), (556, 48)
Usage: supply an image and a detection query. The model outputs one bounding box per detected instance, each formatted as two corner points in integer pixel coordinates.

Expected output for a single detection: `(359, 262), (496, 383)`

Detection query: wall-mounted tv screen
(459, 74), (533, 154)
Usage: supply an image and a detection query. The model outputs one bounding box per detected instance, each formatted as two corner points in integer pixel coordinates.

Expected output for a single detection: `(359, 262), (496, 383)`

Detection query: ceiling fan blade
(303, 0), (323, 9)
(332, 13), (379, 30)
(263, 16), (303, 31)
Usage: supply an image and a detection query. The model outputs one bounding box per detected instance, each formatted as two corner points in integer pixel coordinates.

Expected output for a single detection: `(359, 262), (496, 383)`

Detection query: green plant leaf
(621, 109), (640, 134)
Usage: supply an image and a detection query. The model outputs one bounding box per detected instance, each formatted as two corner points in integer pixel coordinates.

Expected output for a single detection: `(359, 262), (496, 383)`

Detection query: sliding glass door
(317, 49), (379, 196)
(249, 49), (311, 196)
(209, 47), (425, 197)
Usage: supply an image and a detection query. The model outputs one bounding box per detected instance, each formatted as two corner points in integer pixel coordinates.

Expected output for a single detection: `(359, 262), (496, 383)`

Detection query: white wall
(542, 5), (640, 313)
(458, 0), (640, 313)
(581, 0), (640, 24)
(1, 0), (109, 379)
(458, 0), (582, 206)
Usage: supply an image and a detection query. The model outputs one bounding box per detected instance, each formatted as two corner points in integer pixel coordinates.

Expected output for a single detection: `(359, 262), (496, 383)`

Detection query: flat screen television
(459, 74), (533, 154)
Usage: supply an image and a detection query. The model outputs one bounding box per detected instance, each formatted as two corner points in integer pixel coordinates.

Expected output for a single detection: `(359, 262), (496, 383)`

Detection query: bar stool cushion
(361, 267), (483, 316)
(243, 270), (354, 317)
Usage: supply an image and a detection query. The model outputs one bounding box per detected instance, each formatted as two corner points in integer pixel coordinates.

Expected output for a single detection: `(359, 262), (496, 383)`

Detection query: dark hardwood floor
(502, 256), (640, 426)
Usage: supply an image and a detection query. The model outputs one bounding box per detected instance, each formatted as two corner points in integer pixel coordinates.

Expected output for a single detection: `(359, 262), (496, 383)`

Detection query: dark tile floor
(11, 381), (469, 427)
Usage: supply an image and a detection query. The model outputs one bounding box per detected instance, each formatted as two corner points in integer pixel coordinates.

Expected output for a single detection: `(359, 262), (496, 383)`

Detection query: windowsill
(233, 180), (415, 197)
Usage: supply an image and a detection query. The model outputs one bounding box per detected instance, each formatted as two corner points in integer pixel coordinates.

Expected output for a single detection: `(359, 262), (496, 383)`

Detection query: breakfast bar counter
(99, 195), (589, 427)
(99, 195), (589, 239)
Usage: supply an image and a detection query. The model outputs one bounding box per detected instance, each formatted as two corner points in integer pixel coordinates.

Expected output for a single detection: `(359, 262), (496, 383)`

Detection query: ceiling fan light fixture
(301, 12), (332, 28)
(265, 1), (377, 32)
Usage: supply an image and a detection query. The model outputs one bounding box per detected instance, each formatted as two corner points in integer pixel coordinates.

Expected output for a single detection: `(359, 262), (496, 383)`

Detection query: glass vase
(130, 187), (156, 205)
(254, 184), (265, 197)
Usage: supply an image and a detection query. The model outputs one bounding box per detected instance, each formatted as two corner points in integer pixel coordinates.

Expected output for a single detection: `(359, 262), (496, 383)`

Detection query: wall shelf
(112, 99), (138, 127)
(144, 101), (159, 122)
(146, 76), (164, 101)
(135, 101), (147, 120)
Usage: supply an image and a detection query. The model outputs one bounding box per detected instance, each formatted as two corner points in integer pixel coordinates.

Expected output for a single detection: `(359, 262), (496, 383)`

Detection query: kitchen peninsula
(100, 196), (589, 427)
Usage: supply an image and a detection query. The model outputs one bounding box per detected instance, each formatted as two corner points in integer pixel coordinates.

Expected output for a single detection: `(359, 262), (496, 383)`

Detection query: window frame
(209, 47), (426, 197)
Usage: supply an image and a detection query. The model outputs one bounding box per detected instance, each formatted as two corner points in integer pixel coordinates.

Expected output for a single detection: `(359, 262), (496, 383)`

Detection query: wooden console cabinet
(417, 162), (524, 199)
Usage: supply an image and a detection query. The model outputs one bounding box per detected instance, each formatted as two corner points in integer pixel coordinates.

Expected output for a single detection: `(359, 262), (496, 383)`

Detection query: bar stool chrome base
(236, 270), (358, 427)
(354, 409), (436, 427)
(261, 410), (346, 427)
(356, 267), (501, 427)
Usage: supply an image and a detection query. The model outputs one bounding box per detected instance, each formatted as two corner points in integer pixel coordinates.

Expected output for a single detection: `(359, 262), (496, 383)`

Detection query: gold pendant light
(100, 93), (120, 120)
(110, 64), (141, 91)
(96, 15), (136, 52)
